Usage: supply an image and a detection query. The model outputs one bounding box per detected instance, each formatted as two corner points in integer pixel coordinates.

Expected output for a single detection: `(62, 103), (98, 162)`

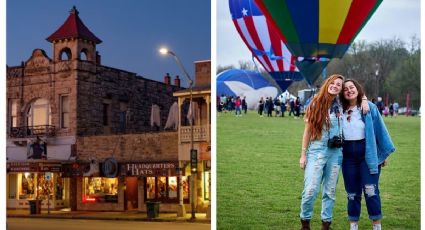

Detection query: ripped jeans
(342, 139), (382, 221)
(300, 141), (342, 221)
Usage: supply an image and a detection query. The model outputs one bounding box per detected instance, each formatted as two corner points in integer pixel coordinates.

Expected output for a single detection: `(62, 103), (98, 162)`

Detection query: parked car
(398, 107), (419, 116)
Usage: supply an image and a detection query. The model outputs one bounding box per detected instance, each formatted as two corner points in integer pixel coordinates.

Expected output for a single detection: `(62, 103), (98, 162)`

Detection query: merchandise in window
(145, 176), (189, 203)
(19, 173), (36, 199)
(37, 172), (54, 200)
(83, 177), (118, 203)
(146, 177), (155, 199)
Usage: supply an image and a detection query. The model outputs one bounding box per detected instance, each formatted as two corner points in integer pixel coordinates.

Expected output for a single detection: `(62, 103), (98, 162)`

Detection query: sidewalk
(7, 209), (210, 223)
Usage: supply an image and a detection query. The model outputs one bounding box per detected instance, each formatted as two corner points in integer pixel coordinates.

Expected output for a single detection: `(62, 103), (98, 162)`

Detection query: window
(19, 173), (36, 199)
(8, 174), (17, 199)
(145, 176), (189, 203)
(60, 95), (70, 128)
(83, 177), (118, 203)
(55, 175), (64, 200)
(27, 98), (51, 127)
(80, 49), (88, 61)
(9, 99), (18, 128)
(60, 48), (72, 61)
(103, 103), (110, 126)
(119, 102), (127, 132)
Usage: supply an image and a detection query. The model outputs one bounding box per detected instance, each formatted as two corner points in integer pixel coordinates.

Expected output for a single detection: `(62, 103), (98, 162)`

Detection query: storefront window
(83, 177), (118, 203)
(146, 177), (155, 199)
(158, 177), (167, 199)
(9, 174), (17, 199)
(145, 176), (188, 203)
(37, 172), (54, 200)
(19, 173), (36, 199)
(168, 177), (177, 199)
(203, 171), (210, 201)
(55, 175), (64, 200)
(182, 176), (189, 200)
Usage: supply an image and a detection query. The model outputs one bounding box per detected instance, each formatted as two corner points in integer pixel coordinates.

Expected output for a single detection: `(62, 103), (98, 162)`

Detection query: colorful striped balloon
(229, 0), (303, 92)
(255, 0), (383, 85)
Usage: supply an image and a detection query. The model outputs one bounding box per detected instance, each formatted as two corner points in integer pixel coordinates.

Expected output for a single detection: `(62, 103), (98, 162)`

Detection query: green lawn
(217, 111), (420, 230)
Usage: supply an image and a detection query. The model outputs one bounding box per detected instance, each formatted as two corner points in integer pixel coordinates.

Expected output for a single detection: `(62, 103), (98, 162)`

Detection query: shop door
(125, 177), (138, 210)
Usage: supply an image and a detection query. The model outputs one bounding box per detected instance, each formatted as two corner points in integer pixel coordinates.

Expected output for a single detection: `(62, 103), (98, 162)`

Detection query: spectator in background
(295, 97), (301, 119)
(392, 102), (399, 118)
(266, 97), (274, 117)
(258, 97), (265, 117)
(389, 103), (394, 117)
(281, 98), (286, 117)
(375, 97), (384, 115)
(289, 99), (295, 116)
(235, 96), (242, 117)
(274, 97), (281, 117)
(242, 96), (248, 114)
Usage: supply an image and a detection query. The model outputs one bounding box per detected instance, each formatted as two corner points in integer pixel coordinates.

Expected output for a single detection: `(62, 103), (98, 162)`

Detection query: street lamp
(159, 47), (196, 220)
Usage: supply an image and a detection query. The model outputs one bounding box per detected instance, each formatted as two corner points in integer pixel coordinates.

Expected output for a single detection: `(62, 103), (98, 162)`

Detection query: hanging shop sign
(7, 162), (61, 173)
(7, 162), (39, 172)
(102, 158), (118, 178)
(120, 162), (178, 177)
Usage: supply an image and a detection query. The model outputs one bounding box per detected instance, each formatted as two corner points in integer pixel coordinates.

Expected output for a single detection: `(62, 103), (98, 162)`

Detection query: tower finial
(70, 6), (79, 15)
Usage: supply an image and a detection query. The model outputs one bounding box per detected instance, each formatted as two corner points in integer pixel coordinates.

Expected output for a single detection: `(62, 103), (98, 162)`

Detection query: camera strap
(327, 113), (343, 142)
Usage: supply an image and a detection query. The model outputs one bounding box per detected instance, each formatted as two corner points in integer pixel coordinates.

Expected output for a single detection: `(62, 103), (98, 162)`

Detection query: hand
(299, 154), (307, 170)
(361, 98), (369, 114)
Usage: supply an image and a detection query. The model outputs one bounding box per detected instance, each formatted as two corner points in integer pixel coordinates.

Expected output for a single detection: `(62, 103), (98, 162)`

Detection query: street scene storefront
(7, 162), (69, 210)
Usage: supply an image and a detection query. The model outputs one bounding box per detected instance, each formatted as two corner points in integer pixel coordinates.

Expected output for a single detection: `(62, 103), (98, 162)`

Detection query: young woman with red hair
(298, 75), (368, 230)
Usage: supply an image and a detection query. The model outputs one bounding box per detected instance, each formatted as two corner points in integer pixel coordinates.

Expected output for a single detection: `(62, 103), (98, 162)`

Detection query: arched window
(80, 48), (88, 61)
(59, 48), (72, 61)
(27, 98), (52, 127)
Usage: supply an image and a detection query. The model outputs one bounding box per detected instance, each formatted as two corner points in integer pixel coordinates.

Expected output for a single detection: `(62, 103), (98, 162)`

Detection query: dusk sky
(217, 0), (421, 68)
(6, 0), (211, 87)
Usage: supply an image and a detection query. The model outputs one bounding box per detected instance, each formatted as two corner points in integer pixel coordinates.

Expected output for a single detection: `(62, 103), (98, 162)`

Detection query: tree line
(217, 36), (421, 110)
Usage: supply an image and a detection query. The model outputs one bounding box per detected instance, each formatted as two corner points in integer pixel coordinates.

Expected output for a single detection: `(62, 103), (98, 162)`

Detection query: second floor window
(103, 103), (110, 126)
(27, 98), (51, 127)
(61, 95), (69, 128)
(9, 99), (18, 128)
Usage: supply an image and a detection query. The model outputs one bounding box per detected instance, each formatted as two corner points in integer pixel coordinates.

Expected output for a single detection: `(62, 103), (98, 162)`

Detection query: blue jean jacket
(364, 101), (396, 174)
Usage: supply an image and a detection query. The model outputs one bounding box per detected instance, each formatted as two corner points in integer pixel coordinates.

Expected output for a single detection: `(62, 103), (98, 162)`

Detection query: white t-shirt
(342, 106), (365, 140)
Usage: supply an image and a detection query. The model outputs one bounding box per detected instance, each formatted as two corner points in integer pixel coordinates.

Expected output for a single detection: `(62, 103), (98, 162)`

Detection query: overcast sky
(217, 0), (421, 68)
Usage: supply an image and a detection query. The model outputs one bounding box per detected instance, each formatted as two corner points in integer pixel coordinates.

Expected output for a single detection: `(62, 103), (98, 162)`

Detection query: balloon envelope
(229, 0), (303, 90)
(217, 69), (279, 109)
(255, 0), (383, 85)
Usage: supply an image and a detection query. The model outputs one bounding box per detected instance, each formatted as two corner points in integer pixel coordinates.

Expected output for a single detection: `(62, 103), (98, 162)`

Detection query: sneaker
(350, 223), (358, 230)
(372, 223), (382, 230)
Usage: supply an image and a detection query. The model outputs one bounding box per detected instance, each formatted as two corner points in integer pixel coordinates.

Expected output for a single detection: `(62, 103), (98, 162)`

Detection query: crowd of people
(217, 95), (247, 116)
(217, 94), (305, 119)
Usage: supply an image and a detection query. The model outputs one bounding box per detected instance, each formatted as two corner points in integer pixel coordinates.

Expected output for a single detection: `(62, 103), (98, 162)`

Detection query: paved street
(7, 218), (211, 230)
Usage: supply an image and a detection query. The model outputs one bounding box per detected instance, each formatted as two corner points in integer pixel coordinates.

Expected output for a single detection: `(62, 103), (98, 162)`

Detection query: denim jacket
(363, 101), (396, 174)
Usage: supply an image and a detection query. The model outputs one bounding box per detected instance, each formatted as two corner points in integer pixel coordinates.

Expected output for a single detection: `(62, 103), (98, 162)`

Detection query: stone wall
(75, 131), (178, 162)
(7, 49), (182, 138)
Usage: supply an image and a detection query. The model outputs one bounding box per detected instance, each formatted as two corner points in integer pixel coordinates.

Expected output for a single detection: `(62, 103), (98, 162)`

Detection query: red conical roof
(47, 6), (102, 44)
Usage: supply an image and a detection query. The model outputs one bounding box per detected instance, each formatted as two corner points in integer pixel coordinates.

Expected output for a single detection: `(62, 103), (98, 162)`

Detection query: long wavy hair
(305, 74), (344, 140)
(340, 79), (365, 111)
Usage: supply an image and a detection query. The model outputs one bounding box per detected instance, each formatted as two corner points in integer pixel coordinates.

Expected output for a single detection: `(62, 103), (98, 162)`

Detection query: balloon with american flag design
(229, 0), (303, 92)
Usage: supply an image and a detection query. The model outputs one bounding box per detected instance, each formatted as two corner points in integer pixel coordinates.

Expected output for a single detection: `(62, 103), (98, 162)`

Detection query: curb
(7, 214), (211, 224)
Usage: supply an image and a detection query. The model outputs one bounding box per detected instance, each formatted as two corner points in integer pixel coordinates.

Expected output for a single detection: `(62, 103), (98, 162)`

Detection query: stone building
(6, 6), (208, 214)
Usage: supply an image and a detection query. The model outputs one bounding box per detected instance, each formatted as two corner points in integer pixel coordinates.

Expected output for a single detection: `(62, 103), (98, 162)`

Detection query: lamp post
(159, 48), (196, 220)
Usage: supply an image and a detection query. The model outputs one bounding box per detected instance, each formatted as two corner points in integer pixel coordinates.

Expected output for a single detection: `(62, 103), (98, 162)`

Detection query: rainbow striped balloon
(255, 0), (383, 85)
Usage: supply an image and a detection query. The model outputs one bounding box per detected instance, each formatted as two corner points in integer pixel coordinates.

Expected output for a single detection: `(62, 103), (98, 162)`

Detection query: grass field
(217, 111), (420, 230)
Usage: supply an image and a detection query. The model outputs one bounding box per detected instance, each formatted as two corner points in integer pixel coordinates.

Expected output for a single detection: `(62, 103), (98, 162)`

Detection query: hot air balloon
(255, 0), (383, 85)
(229, 0), (303, 92)
(217, 69), (279, 109)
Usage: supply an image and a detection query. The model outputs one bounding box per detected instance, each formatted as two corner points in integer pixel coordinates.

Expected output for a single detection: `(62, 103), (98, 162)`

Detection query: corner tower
(47, 6), (102, 63)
